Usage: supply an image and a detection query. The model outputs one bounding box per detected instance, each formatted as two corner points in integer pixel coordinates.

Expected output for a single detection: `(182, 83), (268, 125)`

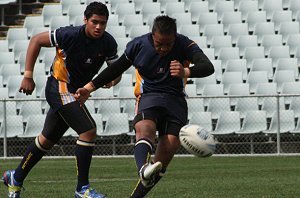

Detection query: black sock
(14, 139), (47, 182)
(75, 140), (94, 191)
(134, 138), (153, 172)
(130, 167), (166, 198)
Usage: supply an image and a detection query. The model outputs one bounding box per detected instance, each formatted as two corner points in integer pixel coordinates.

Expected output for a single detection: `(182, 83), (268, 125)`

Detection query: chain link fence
(1, 95), (300, 158)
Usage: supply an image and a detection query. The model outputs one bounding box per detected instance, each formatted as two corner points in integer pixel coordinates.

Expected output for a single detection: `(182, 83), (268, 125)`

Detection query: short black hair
(152, 15), (177, 36)
(84, 1), (109, 20)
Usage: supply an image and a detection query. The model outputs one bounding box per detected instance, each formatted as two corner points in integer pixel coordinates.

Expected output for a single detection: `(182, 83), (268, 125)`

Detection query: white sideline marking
(30, 178), (136, 183)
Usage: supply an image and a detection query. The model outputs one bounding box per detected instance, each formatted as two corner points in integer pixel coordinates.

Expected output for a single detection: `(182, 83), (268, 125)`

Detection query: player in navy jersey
(2, 2), (118, 198)
(75, 15), (214, 197)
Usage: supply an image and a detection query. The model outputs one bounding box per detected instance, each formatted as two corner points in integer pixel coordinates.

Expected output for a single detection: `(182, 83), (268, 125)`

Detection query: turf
(1, 156), (300, 198)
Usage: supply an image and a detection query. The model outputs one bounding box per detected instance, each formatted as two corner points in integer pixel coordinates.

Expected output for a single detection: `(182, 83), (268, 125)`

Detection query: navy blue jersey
(125, 33), (202, 96)
(49, 25), (118, 89)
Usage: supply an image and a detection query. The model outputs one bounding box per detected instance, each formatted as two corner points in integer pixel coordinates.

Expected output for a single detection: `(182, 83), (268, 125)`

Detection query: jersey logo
(157, 67), (165, 74)
(85, 58), (92, 64)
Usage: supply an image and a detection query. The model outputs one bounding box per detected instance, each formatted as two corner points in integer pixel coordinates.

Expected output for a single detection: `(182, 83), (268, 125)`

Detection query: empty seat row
(188, 109), (299, 135)
(0, 112), (131, 138)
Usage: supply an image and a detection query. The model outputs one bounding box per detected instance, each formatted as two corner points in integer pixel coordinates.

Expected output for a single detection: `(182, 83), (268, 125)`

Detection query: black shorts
(42, 76), (96, 142)
(132, 93), (188, 137)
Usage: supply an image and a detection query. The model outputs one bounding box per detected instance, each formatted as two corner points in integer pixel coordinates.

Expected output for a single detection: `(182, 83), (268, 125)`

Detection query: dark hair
(152, 15), (177, 36)
(84, 1), (109, 20)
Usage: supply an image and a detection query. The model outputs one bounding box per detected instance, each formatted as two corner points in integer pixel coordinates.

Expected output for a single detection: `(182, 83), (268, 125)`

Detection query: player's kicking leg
(130, 134), (180, 198)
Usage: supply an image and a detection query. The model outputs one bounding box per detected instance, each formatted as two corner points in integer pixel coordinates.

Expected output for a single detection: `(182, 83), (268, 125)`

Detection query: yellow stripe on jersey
(52, 48), (69, 83)
(58, 81), (76, 105)
(134, 69), (143, 97)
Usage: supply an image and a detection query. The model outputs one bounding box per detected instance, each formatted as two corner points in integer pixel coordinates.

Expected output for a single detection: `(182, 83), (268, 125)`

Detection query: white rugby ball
(179, 124), (216, 157)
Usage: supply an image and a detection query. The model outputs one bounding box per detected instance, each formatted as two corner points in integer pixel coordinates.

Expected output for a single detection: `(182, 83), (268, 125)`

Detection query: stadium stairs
(0, 0), (59, 39)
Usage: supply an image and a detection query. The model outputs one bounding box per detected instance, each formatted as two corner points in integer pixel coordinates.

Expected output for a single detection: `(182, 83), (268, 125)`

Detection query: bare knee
(79, 128), (97, 141)
(38, 134), (55, 149)
(135, 120), (156, 142)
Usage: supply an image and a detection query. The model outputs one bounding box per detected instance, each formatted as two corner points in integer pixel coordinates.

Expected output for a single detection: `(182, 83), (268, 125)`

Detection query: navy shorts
(133, 93), (188, 137)
(41, 76), (96, 142)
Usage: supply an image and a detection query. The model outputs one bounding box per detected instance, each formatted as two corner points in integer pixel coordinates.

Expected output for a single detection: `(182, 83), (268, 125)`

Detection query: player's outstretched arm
(75, 54), (132, 105)
(189, 51), (214, 78)
(19, 32), (52, 95)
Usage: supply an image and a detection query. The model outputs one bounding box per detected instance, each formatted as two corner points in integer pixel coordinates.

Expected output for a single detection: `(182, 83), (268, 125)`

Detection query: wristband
(83, 82), (96, 92)
(24, 71), (33, 78)
(184, 68), (191, 78)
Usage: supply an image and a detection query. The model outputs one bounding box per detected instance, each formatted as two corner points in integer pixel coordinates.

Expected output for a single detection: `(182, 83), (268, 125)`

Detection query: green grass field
(1, 156), (300, 198)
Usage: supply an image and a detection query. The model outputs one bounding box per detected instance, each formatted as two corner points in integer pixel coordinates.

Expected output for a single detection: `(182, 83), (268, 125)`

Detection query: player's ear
(83, 17), (87, 24)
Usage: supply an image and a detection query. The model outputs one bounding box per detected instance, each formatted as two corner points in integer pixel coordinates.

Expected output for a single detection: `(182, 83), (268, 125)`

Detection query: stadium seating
(227, 23), (249, 44)
(261, 0), (283, 20)
(60, 0), (81, 15)
(234, 97), (259, 118)
(3, 0), (300, 147)
(263, 110), (295, 134)
(202, 84), (224, 109)
(6, 28), (28, 50)
(140, 2), (161, 24)
(254, 82), (278, 105)
(123, 14), (142, 32)
(224, 59), (247, 80)
(281, 82), (300, 105)
(247, 71), (269, 93)
(249, 58), (273, 79)
(261, 97), (285, 118)
(187, 98), (205, 119)
(184, 84), (197, 97)
(228, 83), (250, 106)
(212, 111), (241, 135)
(237, 0), (259, 20)
(286, 34), (300, 56)
(278, 21), (300, 43)
(271, 10), (293, 31)
(214, 1), (235, 21)
(207, 98), (231, 119)
(164, 2), (185, 16)
(236, 35), (258, 57)
(221, 71), (243, 94)
(171, 12), (192, 28)
(198, 13), (219, 34)
(187, 1), (209, 23)
(236, 110), (267, 134)
(0, 64), (21, 85)
(132, 0), (152, 13)
(194, 73), (217, 95)
(0, 115), (24, 138)
(114, 3), (136, 24)
(49, 16), (70, 30)
(23, 16), (44, 38)
(0, 40), (9, 52)
(20, 114), (45, 138)
(42, 4), (63, 26)
(179, 24), (200, 37)
(96, 100), (121, 122)
(12, 40), (30, 62)
(189, 111), (213, 131)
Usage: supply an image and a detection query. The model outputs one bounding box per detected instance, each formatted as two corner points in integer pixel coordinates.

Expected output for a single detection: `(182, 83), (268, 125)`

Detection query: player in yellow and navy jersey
(75, 15), (215, 197)
(2, 2), (117, 198)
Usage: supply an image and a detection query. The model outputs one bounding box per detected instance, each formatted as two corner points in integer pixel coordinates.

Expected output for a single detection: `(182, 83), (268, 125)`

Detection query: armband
(24, 71), (33, 79)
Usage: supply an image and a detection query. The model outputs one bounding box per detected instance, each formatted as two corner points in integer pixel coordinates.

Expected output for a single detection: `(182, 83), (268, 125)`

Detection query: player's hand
(170, 60), (185, 78)
(75, 88), (91, 106)
(19, 77), (36, 95)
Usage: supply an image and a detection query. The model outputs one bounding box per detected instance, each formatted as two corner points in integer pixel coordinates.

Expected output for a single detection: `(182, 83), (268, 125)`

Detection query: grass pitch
(1, 156), (300, 198)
